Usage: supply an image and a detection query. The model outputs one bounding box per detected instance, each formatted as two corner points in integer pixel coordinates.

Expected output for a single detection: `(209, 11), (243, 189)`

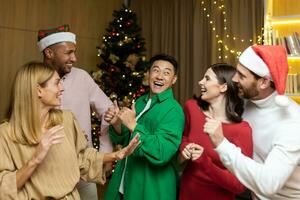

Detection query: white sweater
(215, 92), (300, 200)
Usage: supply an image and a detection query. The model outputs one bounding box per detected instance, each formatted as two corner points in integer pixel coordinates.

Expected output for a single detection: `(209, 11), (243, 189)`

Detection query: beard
(237, 81), (259, 99)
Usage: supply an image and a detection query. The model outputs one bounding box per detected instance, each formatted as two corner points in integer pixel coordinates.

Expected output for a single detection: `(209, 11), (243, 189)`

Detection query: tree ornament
(110, 93), (118, 100)
(139, 87), (145, 94)
(109, 53), (120, 64)
(124, 54), (139, 70)
(125, 20), (133, 27)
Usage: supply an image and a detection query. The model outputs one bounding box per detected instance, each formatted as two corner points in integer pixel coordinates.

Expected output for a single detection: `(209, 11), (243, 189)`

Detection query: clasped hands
(181, 143), (204, 161)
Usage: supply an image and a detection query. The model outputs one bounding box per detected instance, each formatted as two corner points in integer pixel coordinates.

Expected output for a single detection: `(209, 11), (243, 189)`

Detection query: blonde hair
(9, 62), (63, 144)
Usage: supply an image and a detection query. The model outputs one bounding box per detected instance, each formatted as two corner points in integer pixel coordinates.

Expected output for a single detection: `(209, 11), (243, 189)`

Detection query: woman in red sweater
(178, 63), (253, 200)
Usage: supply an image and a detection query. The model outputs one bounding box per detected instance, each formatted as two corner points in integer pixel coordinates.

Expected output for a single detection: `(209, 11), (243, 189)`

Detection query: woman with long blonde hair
(0, 62), (140, 199)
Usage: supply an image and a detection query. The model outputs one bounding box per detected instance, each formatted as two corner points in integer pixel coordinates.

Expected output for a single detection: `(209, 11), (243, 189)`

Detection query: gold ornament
(92, 70), (103, 82)
(109, 54), (120, 64)
(123, 96), (132, 107)
(124, 54), (139, 70)
(110, 93), (118, 100)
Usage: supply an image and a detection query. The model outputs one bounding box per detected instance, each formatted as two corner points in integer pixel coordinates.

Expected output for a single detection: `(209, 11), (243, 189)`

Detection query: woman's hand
(181, 143), (194, 160)
(32, 125), (64, 164)
(189, 143), (204, 161)
(114, 133), (141, 160)
(16, 125), (64, 190)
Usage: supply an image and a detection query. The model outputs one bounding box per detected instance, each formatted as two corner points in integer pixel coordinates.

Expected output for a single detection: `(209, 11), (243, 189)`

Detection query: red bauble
(125, 20), (132, 27)
(109, 66), (116, 72)
(139, 88), (145, 93)
(110, 31), (117, 36)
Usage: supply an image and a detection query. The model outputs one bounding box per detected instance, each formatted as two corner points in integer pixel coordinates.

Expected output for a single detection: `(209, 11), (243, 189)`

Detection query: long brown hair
(195, 63), (244, 122)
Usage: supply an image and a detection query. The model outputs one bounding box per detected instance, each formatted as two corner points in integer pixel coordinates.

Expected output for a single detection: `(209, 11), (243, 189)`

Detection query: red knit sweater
(179, 99), (253, 200)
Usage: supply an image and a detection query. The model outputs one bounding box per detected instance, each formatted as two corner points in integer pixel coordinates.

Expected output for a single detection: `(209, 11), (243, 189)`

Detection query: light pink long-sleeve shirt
(61, 67), (113, 153)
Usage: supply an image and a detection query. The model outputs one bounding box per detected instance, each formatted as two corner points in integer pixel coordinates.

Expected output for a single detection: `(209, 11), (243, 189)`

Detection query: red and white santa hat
(37, 24), (76, 52)
(239, 45), (289, 107)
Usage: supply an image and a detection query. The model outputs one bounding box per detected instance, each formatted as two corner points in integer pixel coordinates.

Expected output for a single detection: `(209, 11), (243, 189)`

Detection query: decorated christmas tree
(91, 5), (149, 150)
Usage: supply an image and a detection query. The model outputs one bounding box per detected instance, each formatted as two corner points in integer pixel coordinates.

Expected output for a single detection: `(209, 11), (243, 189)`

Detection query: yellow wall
(268, 0), (300, 102)
(0, 0), (122, 120)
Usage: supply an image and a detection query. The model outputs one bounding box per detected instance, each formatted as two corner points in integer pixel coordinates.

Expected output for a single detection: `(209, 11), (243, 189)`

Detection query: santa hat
(239, 45), (289, 107)
(37, 24), (76, 52)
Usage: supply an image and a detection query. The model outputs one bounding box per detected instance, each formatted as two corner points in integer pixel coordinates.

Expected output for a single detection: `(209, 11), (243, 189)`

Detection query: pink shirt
(61, 67), (113, 152)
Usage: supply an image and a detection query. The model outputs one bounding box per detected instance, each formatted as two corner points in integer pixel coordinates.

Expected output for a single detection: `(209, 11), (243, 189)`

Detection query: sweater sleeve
(86, 71), (114, 153)
(71, 113), (106, 184)
(131, 107), (184, 166)
(0, 135), (19, 199)
(0, 126), (30, 199)
(215, 120), (300, 197)
(195, 123), (253, 194)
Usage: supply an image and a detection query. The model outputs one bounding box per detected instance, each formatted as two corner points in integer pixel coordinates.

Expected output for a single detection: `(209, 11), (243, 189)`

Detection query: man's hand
(203, 117), (224, 147)
(104, 100), (120, 125)
(118, 103), (137, 132)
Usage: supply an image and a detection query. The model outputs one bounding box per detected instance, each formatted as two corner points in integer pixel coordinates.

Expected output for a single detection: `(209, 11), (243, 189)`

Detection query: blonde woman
(0, 62), (140, 199)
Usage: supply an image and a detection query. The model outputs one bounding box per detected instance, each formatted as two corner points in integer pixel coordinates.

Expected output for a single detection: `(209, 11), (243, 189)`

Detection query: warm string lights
(200, 0), (263, 60)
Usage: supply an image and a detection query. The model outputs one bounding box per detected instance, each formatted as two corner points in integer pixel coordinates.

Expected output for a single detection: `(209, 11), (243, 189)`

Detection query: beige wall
(0, 0), (122, 120)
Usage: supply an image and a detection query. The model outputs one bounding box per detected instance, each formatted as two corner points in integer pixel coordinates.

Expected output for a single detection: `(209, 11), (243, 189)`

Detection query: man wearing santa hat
(37, 25), (113, 200)
(204, 45), (300, 200)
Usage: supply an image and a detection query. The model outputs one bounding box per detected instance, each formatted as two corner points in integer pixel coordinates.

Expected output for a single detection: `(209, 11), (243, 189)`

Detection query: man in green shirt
(104, 54), (184, 200)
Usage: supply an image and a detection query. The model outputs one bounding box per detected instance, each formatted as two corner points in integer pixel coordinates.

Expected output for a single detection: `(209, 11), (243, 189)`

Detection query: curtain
(131, 0), (264, 105)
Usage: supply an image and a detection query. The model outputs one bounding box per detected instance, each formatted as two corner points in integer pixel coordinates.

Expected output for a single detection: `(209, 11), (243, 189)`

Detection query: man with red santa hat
(204, 45), (300, 200)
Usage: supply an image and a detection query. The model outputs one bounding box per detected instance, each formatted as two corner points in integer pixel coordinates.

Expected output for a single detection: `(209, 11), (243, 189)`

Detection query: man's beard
(238, 82), (259, 99)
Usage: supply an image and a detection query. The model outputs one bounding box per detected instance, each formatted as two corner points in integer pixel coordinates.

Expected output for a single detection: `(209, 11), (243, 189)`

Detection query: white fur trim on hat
(37, 32), (76, 52)
(239, 46), (271, 78)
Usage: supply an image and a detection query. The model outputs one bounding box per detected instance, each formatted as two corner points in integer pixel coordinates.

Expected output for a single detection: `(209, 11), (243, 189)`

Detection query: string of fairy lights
(199, 0), (263, 60)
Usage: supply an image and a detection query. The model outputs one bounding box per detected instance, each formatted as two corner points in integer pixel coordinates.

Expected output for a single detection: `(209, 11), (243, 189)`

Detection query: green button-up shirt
(104, 88), (184, 200)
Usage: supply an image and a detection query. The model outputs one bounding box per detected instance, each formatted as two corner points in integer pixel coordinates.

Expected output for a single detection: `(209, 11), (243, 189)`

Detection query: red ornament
(125, 20), (133, 27)
(110, 31), (117, 37)
(139, 88), (145, 94)
(109, 66), (116, 72)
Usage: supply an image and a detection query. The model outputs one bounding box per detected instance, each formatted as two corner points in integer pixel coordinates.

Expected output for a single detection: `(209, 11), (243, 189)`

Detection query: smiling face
(148, 60), (177, 97)
(198, 68), (227, 103)
(38, 71), (64, 109)
(45, 42), (77, 77)
(232, 63), (260, 99)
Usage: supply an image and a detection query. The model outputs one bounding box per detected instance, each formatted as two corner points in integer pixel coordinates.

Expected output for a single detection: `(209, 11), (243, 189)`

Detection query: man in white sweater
(204, 45), (300, 200)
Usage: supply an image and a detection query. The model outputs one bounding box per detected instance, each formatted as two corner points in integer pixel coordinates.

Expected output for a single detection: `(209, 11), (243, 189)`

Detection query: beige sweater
(0, 111), (106, 200)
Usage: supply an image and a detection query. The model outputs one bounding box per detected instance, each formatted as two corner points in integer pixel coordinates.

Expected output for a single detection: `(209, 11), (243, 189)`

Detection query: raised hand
(203, 116), (224, 147)
(118, 103), (137, 132)
(32, 125), (64, 164)
(114, 133), (141, 160)
(104, 100), (120, 125)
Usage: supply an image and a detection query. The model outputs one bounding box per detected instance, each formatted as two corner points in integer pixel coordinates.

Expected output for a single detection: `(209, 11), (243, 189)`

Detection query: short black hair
(149, 54), (178, 74)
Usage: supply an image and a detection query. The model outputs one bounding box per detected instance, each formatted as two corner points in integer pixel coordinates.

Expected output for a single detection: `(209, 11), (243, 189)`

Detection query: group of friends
(0, 25), (300, 200)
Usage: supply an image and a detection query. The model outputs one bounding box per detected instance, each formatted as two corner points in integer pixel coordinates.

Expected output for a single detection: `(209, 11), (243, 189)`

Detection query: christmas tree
(91, 5), (149, 150)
